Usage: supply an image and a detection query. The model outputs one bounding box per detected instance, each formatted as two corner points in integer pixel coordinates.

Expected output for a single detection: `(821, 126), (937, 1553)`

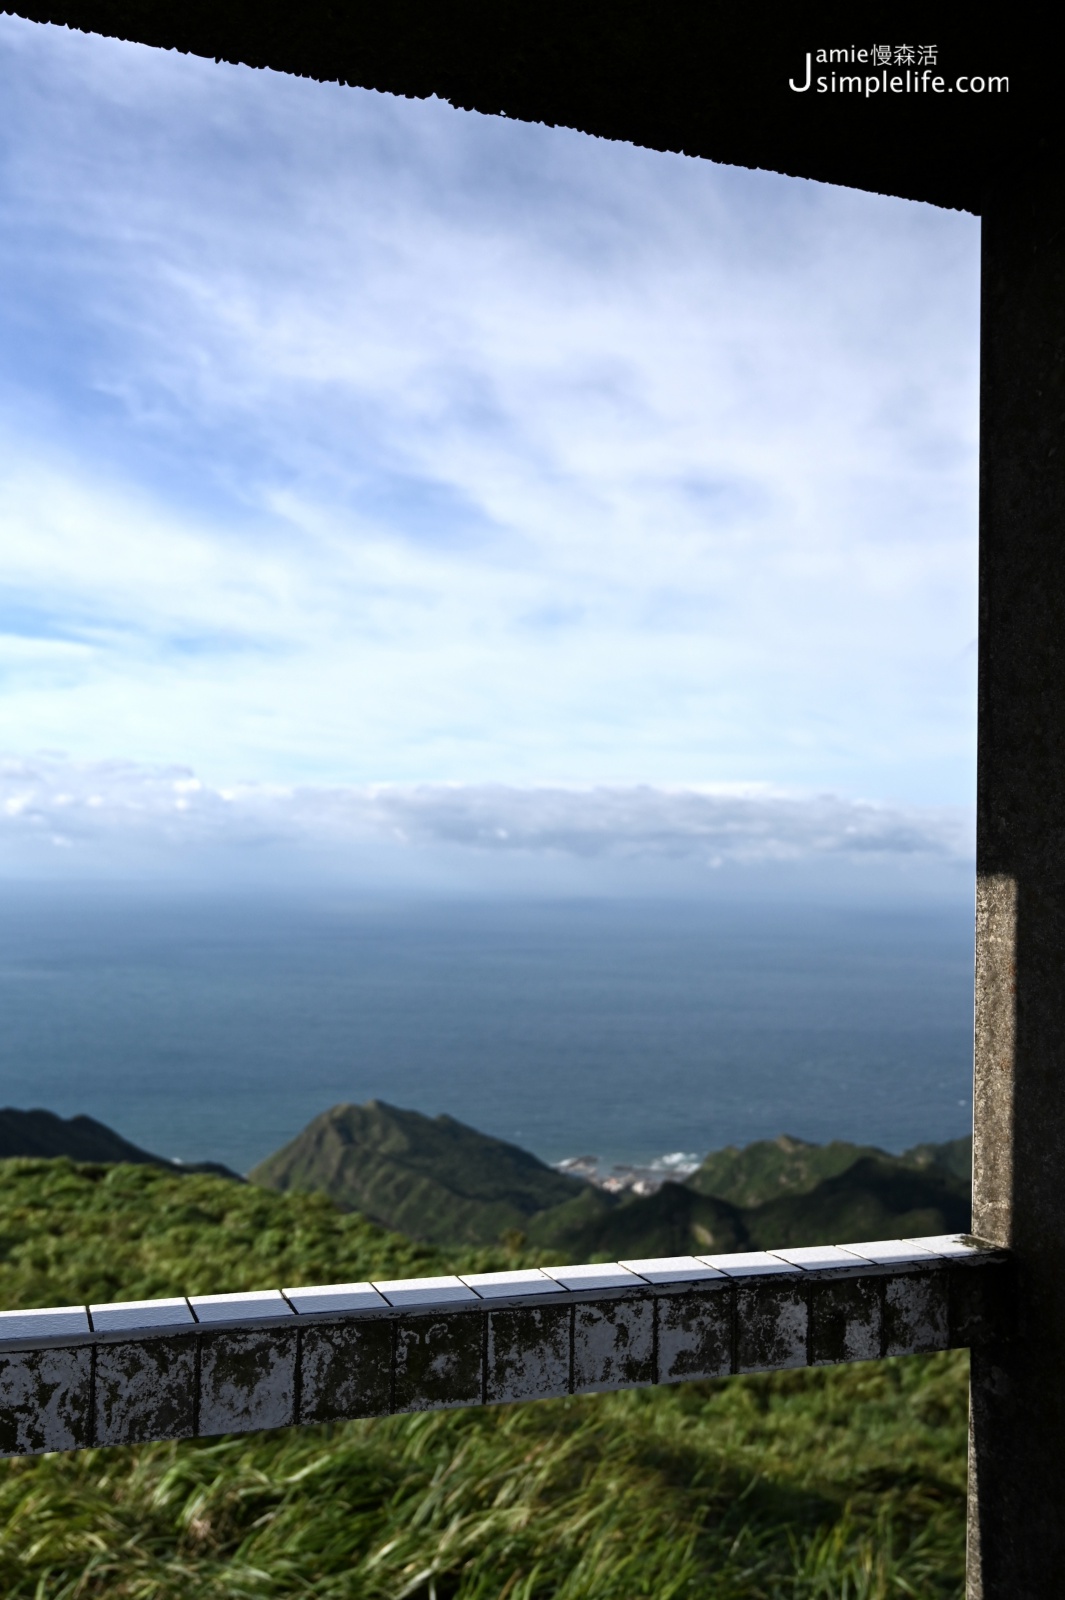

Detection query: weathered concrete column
(969, 168), (1065, 1599)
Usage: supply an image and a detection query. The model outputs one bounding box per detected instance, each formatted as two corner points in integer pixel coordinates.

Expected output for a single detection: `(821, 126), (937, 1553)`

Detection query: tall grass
(0, 1161), (969, 1597)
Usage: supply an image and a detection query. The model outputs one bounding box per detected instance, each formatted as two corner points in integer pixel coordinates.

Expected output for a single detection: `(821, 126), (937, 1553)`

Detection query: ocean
(0, 887), (975, 1176)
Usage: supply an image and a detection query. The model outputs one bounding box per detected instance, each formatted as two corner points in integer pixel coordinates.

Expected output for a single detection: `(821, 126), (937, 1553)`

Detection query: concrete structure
(1, 1239), (1007, 1457)
(1, 6), (1057, 1592)
(967, 172), (1065, 1598)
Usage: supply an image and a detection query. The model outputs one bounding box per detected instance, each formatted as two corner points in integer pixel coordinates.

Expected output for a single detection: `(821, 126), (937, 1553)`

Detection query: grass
(0, 1160), (970, 1597)
(0, 1159), (457, 1306)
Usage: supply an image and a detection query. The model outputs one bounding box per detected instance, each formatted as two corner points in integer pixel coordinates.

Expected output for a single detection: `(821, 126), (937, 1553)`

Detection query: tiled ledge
(0, 1236), (1009, 1458)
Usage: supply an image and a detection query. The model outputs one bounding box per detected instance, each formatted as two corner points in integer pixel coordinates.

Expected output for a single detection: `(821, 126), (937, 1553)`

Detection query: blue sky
(0, 16), (980, 892)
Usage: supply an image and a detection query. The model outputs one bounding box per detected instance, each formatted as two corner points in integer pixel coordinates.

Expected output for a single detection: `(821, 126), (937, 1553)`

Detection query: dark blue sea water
(0, 888), (975, 1175)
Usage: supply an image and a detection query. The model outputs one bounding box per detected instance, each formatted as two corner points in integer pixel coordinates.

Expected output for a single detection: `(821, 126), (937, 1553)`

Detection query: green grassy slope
(0, 1158), (969, 1598)
(0, 1159), (458, 1309)
(249, 1101), (585, 1249)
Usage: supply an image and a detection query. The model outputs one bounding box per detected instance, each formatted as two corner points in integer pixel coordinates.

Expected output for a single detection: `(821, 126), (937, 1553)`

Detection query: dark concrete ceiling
(1, 3), (1043, 212)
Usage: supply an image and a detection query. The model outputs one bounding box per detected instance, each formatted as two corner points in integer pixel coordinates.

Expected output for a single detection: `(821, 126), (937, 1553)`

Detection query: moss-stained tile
(199, 1328), (297, 1435)
(486, 1304), (570, 1402)
(573, 1297), (653, 1392)
(95, 1335), (197, 1445)
(735, 1281), (807, 1373)
(0, 1347), (91, 1456)
(300, 1318), (393, 1423)
(884, 1267), (948, 1356)
(657, 1286), (731, 1382)
(809, 1275), (881, 1365)
(393, 1310), (484, 1412)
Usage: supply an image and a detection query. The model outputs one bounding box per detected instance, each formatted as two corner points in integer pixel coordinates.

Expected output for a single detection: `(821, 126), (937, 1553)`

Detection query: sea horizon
(0, 884), (975, 1176)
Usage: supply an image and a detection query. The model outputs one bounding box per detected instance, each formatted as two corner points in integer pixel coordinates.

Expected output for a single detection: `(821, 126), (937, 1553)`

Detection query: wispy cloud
(365, 783), (972, 863)
(0, 16), (979, 813)
(0, 757), (973, 881)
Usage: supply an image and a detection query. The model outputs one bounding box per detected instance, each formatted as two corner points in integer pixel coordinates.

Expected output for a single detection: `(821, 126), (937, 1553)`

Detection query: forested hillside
(249, 1101), (972, 1258)
(249, 1100), (584, 1249)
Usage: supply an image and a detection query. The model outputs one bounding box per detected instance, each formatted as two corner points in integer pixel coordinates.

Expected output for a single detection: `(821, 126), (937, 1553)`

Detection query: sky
(0, 16), (981, 896)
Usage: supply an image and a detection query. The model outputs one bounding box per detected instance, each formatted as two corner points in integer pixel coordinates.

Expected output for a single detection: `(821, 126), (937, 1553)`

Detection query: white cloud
(0, 756), (973, 879)
(368, 783), (972, 863)
(0, 17), (980, 815)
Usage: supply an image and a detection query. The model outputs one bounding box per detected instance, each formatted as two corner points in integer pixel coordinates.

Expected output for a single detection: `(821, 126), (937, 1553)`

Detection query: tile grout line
(728, 1282), (738, 1377)
(946, 1259), (961, 1347)
(293, 1325), (303, 1429)
(804, 1277), (814, 1369)
(651, 1293), (660, 1385)
(87, 1341), (97, 1450)
(567, 1303), (575, 1396)
(192, 1336), (202, 1439)
(84, 1304), (96, 1449)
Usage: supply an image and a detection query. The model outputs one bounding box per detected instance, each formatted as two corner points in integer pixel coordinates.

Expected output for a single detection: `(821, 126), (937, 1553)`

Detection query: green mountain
(739, 1154), (970, 1250)
(249, 1101), (973, 1258)
(0, 1107), (240, 1180)
(248, 1100), (587, 1249)
(528, 1181), (745, 1258)
(687, 1132), (973, 1205)
(685, 1134), (887, 1208)
(523, 1157), (969, 1261)
(902, 1135), (973, 1182)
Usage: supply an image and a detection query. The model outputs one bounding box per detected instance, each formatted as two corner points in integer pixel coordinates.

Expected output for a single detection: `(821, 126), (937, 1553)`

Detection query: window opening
(0, 17), (979, 1216)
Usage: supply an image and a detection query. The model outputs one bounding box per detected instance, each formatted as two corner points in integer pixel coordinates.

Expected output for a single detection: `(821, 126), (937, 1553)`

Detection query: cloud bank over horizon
(0, 755), (974, 899)
(0, 14), (980, 847)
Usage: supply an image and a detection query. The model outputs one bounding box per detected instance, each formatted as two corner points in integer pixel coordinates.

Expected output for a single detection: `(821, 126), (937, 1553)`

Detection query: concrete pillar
(969, 169), (1065, 1597)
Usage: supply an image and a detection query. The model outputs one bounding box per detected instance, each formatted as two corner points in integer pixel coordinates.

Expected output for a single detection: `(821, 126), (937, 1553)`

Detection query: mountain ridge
(249, 1100), (586, 1249)
(249, 1100), (973, 1257)
(0, 1107), (241, 1180)
(0, 1100), (972, 1259)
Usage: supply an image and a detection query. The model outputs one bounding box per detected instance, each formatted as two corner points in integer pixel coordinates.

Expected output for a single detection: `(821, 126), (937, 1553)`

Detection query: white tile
(190, 1291), (294, 1323)
(373, 1275), (481, 1308)
(459, 1270), (559, 1298)
(573, 1298), (654, 1391)
(885, 1273), (948, 1355)
(618, 1256), (726, 1284)
(657, 1291), (731, 1381)
(282, 1283), (388, 1314)
(0, 1305), (90, 1340)
(697, 1251), (798, 1277)
(91, 1298), (194, 1331)
(906, 1233), (982, 1258)
(199, 1332), (296, 1434)
(770, 1246), (866, 1271)
(486, 1309), (570, 1402)
(836, 1240), (940, 1266)
(0, 1346), (92, 1451)
(541, 1263), (643, 1292)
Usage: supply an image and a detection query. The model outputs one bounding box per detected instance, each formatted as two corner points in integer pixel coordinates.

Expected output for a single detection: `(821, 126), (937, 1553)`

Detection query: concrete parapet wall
(0, 1237), (1008, 1458)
